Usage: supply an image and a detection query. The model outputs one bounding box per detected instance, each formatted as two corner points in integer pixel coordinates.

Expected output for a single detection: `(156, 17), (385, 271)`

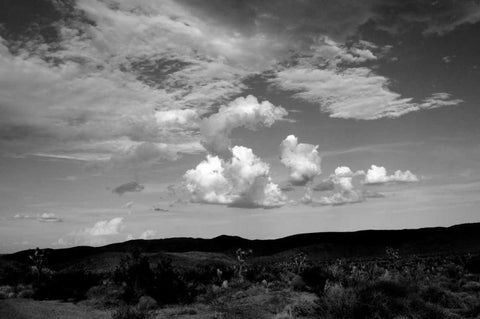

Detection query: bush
(318, 283), (357, 319)
(301, 266), (329, 294)
(136, 296), (157, 311)
(420, 285), (463, 308)
(33, 270), (100, 301)
(352, 280), (410, 319)
(111, 305), (152, 319)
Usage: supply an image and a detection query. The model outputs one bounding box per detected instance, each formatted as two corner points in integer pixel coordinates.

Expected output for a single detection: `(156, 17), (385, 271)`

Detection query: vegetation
(0, 243), (479, 318)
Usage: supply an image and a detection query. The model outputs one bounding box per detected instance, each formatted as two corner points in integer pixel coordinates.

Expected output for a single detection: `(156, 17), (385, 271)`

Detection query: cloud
(364, 165), (419, 185)
(0, 0), (469, 162)
(112, 182), (145, 196)
(372, 0), (480, 36)
(107, 142), (179, 169)
(272, 65), (462, 120)
(139, 230), (157, 240)
(312, 179), (335, 191)
(280, 135), (321, 186)
(38, 213), (63, 223)
(184, 145), (286, 208)
(302, 166), (364, 206)
(85, 217), (124, 236)
(13, 212), (62, 222)
(200, 95), (288, 156)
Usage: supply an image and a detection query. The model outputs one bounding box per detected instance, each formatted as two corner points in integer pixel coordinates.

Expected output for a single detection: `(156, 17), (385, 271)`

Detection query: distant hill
(2, 223), (480, 273)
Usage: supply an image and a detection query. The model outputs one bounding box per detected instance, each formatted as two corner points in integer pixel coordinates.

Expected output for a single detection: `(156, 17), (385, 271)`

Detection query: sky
(0, 0), (480, 253)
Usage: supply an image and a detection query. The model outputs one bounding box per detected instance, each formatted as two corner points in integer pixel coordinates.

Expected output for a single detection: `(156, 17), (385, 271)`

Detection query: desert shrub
(150, 259), (193, 304)
(420, 285), (463, 308)
(0, 264), (32, 285)
(301, 266), (329, 294)
(352, 280), (411, 319)
(465, 256), (480, 274)
(33, 270), (100, 301)
(0, 285), (15, 299)
(111, 305), (152, 319)
(293, 299), (321, 317)
(87, 284), (127, 308)
(317, 283), (357, 319)
(136, 295), (157, 311)
(290, 274), (306, 291)
(245, 263), (282, 283)
(112, 253), (155, 303)
(416, 303), (457, 319)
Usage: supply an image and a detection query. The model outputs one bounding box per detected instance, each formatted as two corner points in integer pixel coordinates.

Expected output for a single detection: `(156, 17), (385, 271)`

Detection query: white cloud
(302, 166), (364, 206)
(38, 213), (63, 223)
(184, 145), (286, 208)
(139, 230), (157, 240)
(86, 217), (124, 236)
(200, 95), (288, 156)
(364, 165), (419, 185)
(272, 66), (462, 120)
(280, 135), (321, 185)
(155, 109), (199, 127)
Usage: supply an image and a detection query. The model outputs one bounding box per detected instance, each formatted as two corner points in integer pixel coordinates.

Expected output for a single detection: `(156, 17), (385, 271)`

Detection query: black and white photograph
(0, 0), (480, 318)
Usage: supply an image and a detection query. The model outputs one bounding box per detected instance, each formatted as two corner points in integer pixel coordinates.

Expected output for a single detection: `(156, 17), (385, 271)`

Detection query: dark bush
(111, 305), (152, 319)
(466, 256), (480, 274)
(421, 285), (462, 308)
(352, 280), (410, 319)
(150, 259), (193, 305)
(33, 270), (101, 301)
(301, 266), (329, 294)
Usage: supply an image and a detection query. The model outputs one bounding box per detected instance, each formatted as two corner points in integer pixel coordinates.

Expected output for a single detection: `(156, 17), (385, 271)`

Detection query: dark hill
(2, 223), (480, 272)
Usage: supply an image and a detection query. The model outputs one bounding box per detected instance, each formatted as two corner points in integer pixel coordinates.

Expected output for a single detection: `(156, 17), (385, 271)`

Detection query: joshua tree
(235, 248), (252, 282)
(29, 247), (46, 281)
(291, 252), (308, 274)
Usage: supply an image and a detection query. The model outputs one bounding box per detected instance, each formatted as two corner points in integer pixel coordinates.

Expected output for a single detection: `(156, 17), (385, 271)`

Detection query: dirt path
(0, 299), (111, 319)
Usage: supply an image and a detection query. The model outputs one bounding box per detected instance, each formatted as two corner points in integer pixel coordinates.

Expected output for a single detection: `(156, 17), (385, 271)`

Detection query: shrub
(420, 285), (463, 309)
(136, 296), (157, 311)
(301, 266), (329, 294)
(33, 270), (100, 301)
(352, 280), (410, 319)
(111, 305), (152, 319)
(318, 283), (357, 319)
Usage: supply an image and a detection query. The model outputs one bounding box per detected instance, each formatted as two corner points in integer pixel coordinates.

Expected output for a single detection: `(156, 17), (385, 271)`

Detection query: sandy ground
(0, 299), (111, 319)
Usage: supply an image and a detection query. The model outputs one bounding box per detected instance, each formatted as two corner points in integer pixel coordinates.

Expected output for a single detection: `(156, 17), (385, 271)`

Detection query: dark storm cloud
(112, 181), (145, 196)
(371, 0), (480, 35)
(312, 179), (335, 192)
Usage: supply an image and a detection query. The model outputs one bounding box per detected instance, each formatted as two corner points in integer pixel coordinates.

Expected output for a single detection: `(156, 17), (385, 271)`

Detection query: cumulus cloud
(302, 166), (365, 206)
(280, 135), (321, 186)
(112, 182), (145, 196)
(85, 217), (124, 236)
(200, 95), (287, 156)
(364, 165), (419, 185)
(184, 145), (286, 208)
(139, 230), (157, 240)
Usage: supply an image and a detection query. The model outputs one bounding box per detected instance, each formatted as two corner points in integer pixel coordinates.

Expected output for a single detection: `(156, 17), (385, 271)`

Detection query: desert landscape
(1, 223), (480, 319)
(2, 0), (480, 318)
